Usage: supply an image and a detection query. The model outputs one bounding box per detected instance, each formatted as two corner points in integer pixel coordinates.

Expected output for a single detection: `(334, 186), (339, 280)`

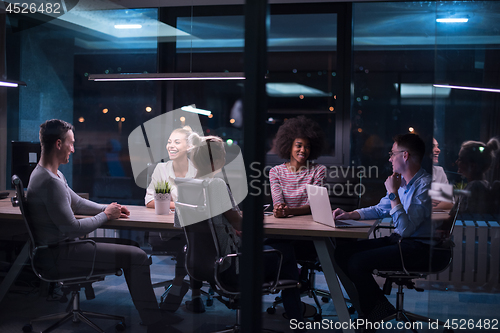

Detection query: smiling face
(59, 130), (75, 164)
(432, 138), (441, 165)
(290, 138), (311, 166)
(167, 131), (188, 161)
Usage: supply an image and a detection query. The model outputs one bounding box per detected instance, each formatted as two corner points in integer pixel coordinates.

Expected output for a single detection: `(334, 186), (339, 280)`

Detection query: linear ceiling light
(433, 84), (500, 94)
(88, 73), (245, 81)
(0, 80), (27, 88)
(114, 24), (143, 29)
(436, 18), (469, 23)
(181, 105), (212, 116)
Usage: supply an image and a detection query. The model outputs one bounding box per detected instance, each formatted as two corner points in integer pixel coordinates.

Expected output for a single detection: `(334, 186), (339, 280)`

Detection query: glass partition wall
(352, 1), (500, 329)
(2, 1), (500, 332)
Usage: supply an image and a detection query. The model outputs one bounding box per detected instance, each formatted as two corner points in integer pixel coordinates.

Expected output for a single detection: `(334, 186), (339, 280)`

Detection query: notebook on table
(305, 184), (370, 228)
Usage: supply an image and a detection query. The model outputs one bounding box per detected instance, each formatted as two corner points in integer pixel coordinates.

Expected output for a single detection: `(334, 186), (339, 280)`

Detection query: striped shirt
(269, 163), (326, 208)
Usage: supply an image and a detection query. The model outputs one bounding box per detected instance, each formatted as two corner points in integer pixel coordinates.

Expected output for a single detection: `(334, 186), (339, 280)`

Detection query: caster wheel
(22, 324), (33, 333)
(206, 298), (214, 307)
(321, 296), (330, 303)
(348, 305), (356, 315)
(115, 322), (126, 331)
(313, 314), (323, 322)
(267, 307), (276, 315)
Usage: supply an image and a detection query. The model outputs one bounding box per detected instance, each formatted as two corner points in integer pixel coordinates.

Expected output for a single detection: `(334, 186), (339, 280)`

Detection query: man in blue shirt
(333, 134), (432, 330)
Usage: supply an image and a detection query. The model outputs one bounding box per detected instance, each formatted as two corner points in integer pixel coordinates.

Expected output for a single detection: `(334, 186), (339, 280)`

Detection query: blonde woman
(145, 126), (196, 209)
(145, 126), (204, 313)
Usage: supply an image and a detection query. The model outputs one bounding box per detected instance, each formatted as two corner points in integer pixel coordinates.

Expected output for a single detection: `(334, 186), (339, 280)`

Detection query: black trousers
(334, 235), (431, 315)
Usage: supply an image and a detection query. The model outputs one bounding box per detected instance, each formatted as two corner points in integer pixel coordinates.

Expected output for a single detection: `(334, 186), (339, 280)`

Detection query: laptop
(306, 184), (370, 228)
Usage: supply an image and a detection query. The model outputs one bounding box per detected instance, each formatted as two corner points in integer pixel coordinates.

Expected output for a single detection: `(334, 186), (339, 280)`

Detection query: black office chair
(372, 204), (459, 333)
(11, 175), (126, 333)
(175, 177), (300, 333)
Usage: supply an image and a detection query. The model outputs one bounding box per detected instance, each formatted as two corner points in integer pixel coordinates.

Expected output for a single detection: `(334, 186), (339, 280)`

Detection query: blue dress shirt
(356, 168), (432, 239)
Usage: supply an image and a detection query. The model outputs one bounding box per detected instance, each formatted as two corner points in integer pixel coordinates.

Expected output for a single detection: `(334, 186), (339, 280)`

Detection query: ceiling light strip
(436, 18), (468, 23)
(433, 84), (500, 94)
(0, 80), (27, 87)
(88, 73), (245, 81)
(181, 105), (212, 116)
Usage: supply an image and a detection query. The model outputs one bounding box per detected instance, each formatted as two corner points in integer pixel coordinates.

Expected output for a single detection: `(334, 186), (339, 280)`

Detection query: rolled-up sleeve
(356, 195), (391, 220)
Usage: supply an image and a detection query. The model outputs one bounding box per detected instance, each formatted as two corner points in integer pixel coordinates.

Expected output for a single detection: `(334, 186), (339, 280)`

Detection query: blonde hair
(170, 125), (193, 139)
(188, 133), (226, 178)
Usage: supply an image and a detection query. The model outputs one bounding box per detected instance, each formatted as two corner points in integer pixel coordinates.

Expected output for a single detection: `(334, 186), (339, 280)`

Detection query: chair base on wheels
(154, 278), (215, 306)
(24, 289), (125, 333)
(267, 262), (354, 321)
(380, 281), (447, 333)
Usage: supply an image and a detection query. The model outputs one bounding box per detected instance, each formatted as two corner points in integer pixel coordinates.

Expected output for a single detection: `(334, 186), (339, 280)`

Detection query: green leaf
(154, 180), (171, 194)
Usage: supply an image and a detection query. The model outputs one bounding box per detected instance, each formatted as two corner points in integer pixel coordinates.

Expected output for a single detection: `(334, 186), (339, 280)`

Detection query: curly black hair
(274, 116), (325, 160)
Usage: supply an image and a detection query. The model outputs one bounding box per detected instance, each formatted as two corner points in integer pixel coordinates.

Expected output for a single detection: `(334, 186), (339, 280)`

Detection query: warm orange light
(121, 117), (125, 122)
(115, 117), (120, 122)
(78, 117), (85, 123)
(329, 106), (334, 111)
(103, 108), (109, 114)
(299, 95), (304, 99)
(145, 106), (152, 112)
(208, 114), (213, 119)
(409, 127), (415, 133)
(229, 119), (235, 124)
(334, 95), (337, 99)
(180, 116), (186, 122)
(358, 128), (363, 133)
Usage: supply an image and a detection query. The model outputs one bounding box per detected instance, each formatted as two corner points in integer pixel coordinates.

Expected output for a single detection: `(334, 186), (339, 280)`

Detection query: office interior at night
(1, 1), (499, 332)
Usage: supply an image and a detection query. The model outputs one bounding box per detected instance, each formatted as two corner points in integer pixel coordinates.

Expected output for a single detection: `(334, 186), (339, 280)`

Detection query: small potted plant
(154, 180), (172, 215)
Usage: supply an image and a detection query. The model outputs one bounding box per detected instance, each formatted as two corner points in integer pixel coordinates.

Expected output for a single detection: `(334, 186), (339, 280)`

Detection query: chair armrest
(32, 239), (99, 282)
(371, 220), (392, 239)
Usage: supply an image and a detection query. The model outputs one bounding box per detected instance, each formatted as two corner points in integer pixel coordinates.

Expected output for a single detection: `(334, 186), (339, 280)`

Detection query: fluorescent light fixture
(433, 84), (500, 94)
(181, 105), (212, 116)
(266, 83), (329, 97)
(0, 80), (27, 87)
(394, 83), (451, 98)
(114, 24), (142, 29)
(88, 73), (245, 81)
(436, 18), (469, 23)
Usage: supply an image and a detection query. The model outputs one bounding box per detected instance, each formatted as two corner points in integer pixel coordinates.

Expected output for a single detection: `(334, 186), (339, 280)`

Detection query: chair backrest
(324, 166), (363, 211)
(11, 175), (37, 252)
(175, 178), (221, 285)
(426, 197), (461, 273)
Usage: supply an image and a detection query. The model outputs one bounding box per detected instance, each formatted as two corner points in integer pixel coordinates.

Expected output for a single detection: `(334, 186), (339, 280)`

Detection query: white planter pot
(154, 193), (171, 215)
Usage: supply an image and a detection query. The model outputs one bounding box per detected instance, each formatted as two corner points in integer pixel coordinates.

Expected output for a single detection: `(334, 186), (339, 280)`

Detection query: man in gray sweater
(27, 119), (182, 333)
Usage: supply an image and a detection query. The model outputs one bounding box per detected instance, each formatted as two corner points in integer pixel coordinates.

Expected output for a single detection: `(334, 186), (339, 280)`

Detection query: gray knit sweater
(27, 164), (108, 245)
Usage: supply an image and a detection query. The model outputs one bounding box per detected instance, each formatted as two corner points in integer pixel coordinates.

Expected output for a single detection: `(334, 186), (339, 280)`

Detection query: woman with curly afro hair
(270, 116), (326, 218)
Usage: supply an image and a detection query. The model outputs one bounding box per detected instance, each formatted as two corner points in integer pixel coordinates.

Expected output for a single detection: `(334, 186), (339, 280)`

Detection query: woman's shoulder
(312, 163), (327, 171)
(153, 161), (171, 170)
(270, 163), (287, 172)
(309, 163), (326, 175)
